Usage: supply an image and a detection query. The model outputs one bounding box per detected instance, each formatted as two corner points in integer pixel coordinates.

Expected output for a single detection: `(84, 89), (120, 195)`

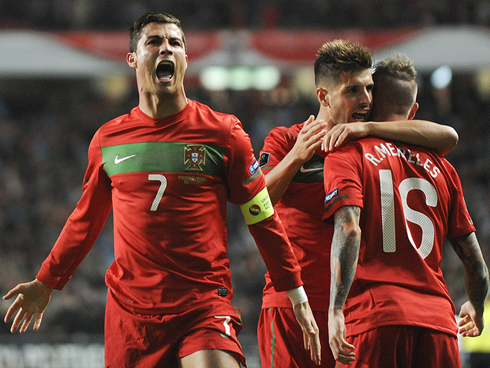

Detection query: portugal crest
(184, 145), (206, 170)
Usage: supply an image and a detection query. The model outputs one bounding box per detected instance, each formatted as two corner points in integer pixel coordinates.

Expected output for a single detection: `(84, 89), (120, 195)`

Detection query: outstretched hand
(293, 300), (322, 366)
(458, 300), (484, 337)
(3, 279), (52, 333)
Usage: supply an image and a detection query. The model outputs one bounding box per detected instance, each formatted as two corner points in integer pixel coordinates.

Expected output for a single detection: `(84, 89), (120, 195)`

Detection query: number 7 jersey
(36, 99), (301, 315)
(323, 137), (475, 337)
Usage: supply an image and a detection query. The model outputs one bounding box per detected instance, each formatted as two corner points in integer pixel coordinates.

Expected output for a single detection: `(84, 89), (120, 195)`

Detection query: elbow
(439, 127), (459, 156)
(342, 222), (362, 242)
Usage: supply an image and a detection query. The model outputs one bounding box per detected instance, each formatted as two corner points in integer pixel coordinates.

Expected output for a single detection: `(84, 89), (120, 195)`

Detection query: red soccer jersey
(323, 137), (475, 337)
(259, 123), (332, 311)
(36, 99), (301, 315)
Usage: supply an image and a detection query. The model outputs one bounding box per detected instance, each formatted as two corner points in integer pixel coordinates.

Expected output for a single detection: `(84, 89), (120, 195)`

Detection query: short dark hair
(373, 54), (417, 83)
(314, 39), (373, 87)
(128, 12), (186, 53)
(372, 54), (417, 111)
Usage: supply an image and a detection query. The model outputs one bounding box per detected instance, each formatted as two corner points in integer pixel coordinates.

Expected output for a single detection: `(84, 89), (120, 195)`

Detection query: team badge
(259, 152), (270, 167)
(184, 145), (206, 170)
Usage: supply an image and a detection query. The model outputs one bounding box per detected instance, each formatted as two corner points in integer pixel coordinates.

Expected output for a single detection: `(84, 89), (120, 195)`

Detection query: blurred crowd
(0, 1), (489, 362)
(1, 0), (490, 31)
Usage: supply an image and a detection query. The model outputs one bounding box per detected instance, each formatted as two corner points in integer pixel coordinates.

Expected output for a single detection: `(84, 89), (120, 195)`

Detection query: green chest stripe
(292, 154), (324, 184)
(101, 142), (226, 177)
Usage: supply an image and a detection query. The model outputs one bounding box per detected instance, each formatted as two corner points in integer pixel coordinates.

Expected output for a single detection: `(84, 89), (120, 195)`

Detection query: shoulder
(189, 99), (239, 125)
(264, 123), (302, 147)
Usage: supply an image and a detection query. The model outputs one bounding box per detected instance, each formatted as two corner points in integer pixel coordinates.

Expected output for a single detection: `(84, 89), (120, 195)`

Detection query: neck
(139, 90), (188, 119)
(316, 106), (334, 130)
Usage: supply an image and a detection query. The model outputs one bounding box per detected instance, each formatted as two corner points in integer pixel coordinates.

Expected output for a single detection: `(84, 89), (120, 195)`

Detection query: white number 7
(214, 315), (232, 337)
(148, 174), (167, 211)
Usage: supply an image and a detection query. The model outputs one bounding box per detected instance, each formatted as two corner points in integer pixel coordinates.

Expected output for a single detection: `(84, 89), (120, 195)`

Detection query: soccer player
(258, 42), (459, 368)
(2, 12), (321, 368)
(324, 55), (489, 367)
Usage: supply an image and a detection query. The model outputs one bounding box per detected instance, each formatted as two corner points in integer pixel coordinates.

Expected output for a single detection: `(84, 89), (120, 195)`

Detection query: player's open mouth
(352, 112), (368, 121)
(156, 61), (174, 81)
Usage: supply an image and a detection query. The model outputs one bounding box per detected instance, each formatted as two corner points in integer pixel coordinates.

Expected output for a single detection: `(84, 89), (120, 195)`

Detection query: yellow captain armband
(240, 187), (275, 225)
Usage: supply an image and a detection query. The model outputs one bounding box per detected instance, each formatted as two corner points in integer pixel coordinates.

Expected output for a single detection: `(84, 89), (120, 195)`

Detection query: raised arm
(328, 205), (361, 364)
(449, 232), (489, 337)
(265, 116), (326, 205)
(323, 120), (458, 156)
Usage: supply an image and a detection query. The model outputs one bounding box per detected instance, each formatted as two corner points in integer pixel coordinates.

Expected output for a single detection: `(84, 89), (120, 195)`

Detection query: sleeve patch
(259, 152), (270, 167)
(249, 159), (260, 175)
(324, 188), (339, 205)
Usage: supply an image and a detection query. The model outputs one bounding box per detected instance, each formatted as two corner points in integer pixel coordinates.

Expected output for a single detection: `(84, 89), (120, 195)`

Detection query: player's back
(323, 137), (475, 336)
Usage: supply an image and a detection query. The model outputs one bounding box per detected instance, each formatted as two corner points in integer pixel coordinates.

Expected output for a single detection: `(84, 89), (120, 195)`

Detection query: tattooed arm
(328, 205), (362, 364)
(449, 232), (489, 337)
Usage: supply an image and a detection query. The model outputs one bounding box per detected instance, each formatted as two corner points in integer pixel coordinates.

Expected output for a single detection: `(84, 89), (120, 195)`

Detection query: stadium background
(0, 1), (489, 367)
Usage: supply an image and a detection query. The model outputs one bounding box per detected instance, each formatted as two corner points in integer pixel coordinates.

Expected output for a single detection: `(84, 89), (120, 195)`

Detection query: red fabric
(104, 291), (245, 367)
(323, 137), (475, 337)
(260, 123), (331, 311)
(341, 325), (461, 368)
(258, 307), (336, 368)
(37, 99), (301, 316)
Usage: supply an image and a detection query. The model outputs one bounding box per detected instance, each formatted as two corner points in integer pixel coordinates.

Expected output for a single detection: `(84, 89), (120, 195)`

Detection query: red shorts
(104, 291), (245, 368)
(340, 325), (461, 368)
(258, 307), (336, 368)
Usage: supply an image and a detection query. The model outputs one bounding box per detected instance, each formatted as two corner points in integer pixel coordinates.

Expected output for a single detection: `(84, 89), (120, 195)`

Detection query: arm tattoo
(329, 205), (361, 313)
(449, 232), (489, 310)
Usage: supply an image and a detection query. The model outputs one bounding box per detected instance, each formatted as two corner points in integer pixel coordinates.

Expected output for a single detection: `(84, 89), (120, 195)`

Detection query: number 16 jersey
(323, 137), (475, 337)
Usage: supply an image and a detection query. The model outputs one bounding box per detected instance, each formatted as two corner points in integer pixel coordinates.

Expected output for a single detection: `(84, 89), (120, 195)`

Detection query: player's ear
(127, 52), (137, 68)
(408, 102), (419, 120)
(316, 87), (329, 107)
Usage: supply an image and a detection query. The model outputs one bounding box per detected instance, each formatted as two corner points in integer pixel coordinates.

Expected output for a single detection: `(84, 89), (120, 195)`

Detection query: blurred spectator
(0, 0), (489, 30)
(0, 4), (488, 366)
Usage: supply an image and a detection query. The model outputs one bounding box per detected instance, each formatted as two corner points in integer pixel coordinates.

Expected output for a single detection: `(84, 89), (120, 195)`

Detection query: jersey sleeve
(259, 126), (292, 174)
(323, 143), (364, 223)
(36, 130), (113, 289)
(226, 120), (302, 291)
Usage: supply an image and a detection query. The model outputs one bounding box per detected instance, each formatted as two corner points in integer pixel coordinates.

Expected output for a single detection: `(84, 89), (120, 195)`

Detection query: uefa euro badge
(184, 145), (206, 170)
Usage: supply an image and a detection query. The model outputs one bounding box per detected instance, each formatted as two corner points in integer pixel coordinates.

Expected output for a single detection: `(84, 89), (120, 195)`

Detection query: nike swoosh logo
(114, 154), (136, 164)
(299, 165), (323, 173)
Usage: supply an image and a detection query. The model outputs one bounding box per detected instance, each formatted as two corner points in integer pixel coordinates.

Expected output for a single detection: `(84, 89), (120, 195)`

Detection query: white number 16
(379, 169), (437, 259)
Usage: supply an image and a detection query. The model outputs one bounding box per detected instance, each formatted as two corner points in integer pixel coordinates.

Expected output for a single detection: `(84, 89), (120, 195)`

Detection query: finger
(11, 309), (26, 333)
(3, 285), (23, 300)
(20, 313), (34, 334)
(311, 335), (321, 365)
(303, 115), (315, 127)
(4, 299), (21, 323)
(333, 130), (348, 148)
(458, 315), (470, 326)
(33, 313), (44, 331)
(341, 339), (356, 351)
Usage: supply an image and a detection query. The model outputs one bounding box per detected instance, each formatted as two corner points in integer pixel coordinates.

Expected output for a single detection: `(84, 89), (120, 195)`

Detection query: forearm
(329, 206), (361, 313)
(248, 212), (302, 291)
(367, 120), (459, 156)
(450, 233), (489, 311)
(264, 151), (305, 206)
